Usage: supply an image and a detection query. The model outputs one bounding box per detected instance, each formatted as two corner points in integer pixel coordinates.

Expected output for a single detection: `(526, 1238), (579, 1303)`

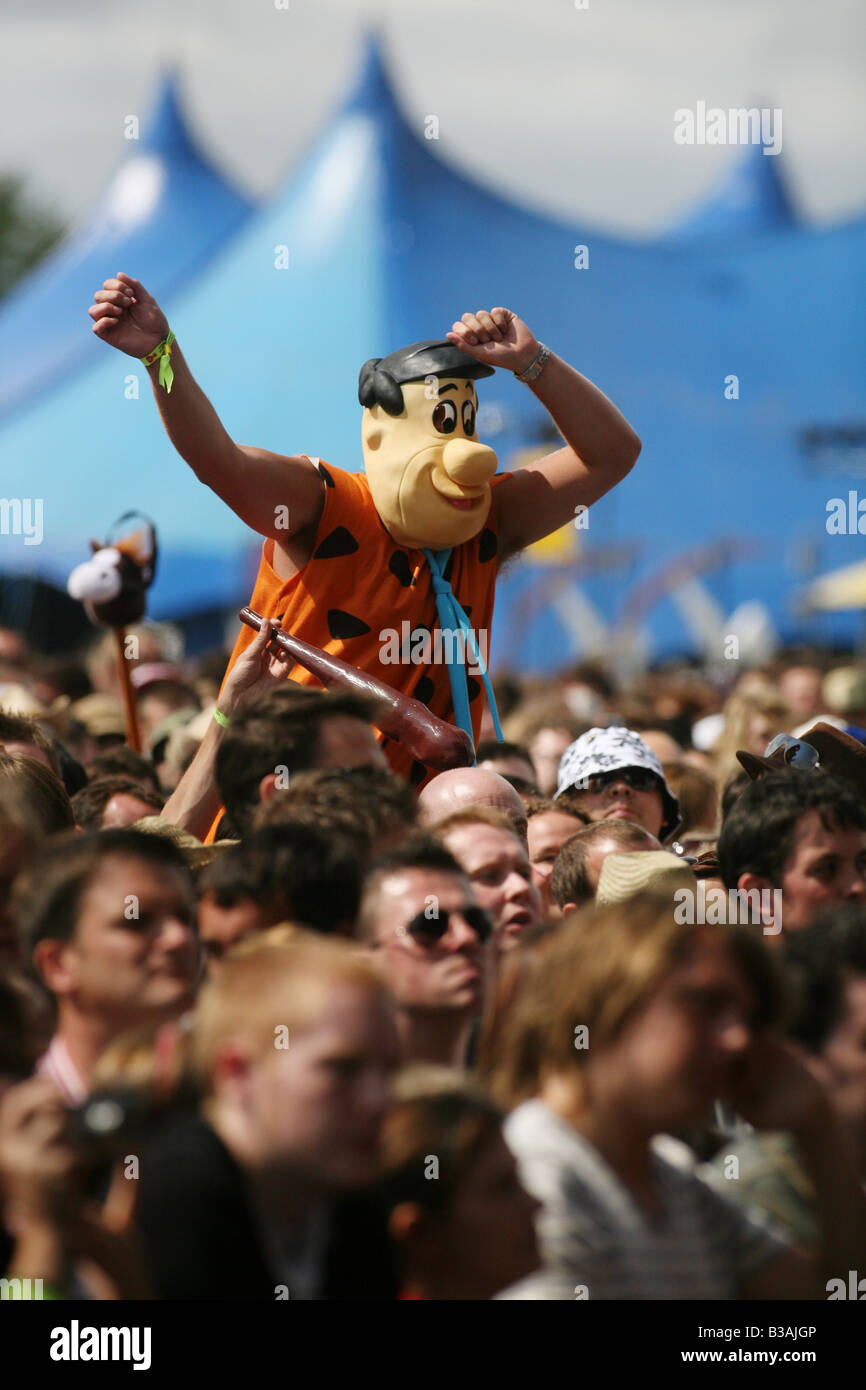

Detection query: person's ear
(258, 772), (280, 805)
(32, 937), (77, 994)
(737, 872), (779, 933)
(388, 1201), (426, 1252)
(562, 901), (578, 916)
(738, 872), (772, 894)
(211, 1041), (255, 1106)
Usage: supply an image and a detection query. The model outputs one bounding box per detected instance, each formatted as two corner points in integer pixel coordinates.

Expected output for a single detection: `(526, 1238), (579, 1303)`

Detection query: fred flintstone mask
(359, 340), (498, 551)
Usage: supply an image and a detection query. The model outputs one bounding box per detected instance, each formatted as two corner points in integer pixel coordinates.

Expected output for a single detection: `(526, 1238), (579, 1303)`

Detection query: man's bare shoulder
(270, 459), (372, 577)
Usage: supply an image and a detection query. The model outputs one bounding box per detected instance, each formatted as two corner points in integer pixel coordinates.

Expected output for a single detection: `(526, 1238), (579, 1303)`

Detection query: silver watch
(514, 342), (550, 383)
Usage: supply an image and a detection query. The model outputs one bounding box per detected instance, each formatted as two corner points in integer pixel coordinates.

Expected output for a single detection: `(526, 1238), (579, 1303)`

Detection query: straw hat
(595, 851), (695, 905)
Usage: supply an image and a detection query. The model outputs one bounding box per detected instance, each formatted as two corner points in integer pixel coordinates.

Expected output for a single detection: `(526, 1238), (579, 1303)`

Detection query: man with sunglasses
(358, 838), (492, 1069)
(553, 727), (682, 843)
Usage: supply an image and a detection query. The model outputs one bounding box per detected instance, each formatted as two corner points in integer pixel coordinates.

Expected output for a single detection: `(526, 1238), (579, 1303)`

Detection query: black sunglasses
(401, 905), (493, 945)
(576, 766), (660, 795)
(764, 733), (821, 769)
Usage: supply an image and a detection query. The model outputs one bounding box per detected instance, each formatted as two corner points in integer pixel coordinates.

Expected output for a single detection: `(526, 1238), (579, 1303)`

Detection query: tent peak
(672, 134), (797, 239)
(341, 30), (405, 124)
(141, 68), (204, 160)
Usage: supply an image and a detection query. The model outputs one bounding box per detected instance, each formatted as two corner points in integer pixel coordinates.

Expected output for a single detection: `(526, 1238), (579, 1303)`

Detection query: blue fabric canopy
(669, 138), (798, 240)
(0, 71), (251, 423)
(1, 37), (863, 668)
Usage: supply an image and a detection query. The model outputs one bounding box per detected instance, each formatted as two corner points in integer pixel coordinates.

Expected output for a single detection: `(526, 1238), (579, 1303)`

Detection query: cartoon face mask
(359, 341), (498, 551)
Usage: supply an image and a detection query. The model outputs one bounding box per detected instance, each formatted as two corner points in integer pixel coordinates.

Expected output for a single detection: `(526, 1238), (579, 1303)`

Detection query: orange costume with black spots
(221, 458), (512, 787)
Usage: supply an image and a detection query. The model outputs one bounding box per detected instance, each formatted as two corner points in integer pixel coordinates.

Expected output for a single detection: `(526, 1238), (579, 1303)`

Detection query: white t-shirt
(500, 1099), (788, 1300)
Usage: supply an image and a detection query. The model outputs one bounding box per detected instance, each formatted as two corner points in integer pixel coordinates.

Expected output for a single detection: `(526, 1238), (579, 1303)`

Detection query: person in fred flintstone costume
(89, 274), (641, 787)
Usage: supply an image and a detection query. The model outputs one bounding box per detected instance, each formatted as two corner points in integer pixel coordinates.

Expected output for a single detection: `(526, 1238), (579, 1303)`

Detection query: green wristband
(141, 330), (175, 393)
(213, 708), (230, 729)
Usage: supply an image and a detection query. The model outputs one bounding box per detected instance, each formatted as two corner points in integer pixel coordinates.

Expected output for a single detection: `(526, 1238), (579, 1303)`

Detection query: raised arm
(160, 617), (292, 839)
(88, 273), (324, 543)
(446, 308), (641, 559)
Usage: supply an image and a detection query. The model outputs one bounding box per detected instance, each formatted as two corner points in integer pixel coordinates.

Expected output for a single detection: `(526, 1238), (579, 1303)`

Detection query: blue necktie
(422, 547), (504, 757)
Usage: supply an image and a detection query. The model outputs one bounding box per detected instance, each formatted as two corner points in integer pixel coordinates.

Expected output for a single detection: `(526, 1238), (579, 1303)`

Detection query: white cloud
(1, 0), (863, 234)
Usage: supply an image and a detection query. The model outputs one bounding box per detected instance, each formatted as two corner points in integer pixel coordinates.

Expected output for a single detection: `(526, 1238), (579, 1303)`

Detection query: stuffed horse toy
(67, 513), (158, 752)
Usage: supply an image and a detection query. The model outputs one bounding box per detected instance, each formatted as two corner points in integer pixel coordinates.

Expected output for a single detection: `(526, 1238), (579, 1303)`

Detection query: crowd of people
(0, 618), (865, 1300)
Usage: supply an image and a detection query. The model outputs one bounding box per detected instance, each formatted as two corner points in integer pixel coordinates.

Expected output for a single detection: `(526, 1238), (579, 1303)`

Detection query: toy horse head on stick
(67, 513), (158, 752)
(67, 513), (158, 629)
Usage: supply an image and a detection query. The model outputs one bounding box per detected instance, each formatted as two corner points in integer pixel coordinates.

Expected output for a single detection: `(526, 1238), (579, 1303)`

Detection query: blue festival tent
(1, 37), (864, 670)
(668, 136), (798, 240)
(0, 72), (251, 423)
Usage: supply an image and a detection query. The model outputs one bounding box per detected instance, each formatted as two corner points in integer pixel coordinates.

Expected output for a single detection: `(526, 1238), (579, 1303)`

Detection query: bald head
(418, 768), (528, 842)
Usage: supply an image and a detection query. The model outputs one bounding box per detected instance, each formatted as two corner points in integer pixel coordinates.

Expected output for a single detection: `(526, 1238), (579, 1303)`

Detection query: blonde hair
(192, 932), (388, 1092)
(489, 894), (696, 1108)
(489, 894), (783, 1110)
(714, 683), (790, 785)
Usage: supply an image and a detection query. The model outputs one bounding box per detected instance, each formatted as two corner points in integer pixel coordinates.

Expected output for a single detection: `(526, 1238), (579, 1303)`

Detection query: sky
(2, 0), (864, 238)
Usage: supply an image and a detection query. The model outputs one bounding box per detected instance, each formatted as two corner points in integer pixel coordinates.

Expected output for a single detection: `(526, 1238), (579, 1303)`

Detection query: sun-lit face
(442, 824), (541, 951)
(777, 811), (866, 931)
(49, 855), (199, 1023)
(362, 378), (498, 550)
(247, 984), (400, 1190)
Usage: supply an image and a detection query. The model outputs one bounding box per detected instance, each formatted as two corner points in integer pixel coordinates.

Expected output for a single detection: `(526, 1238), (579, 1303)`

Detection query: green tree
(0, 175), (65, 301)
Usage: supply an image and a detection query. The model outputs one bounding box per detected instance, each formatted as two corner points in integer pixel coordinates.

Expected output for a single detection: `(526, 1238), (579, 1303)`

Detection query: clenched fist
(445, 307), (539, 376)
(88, 272), (169, 358)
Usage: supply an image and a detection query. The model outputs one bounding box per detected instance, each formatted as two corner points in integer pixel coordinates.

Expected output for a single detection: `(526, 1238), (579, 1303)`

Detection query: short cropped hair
(0, 750), (74, 838)
(137, 679), (200, 712)
(357, 835), (468, 943)
(551, 819), (658, 908)
(476, 740), (533, 764)
(192, 934), (388, 1093)
(13, 829), (193, 959)
(253, 765), (416, 858)
(71, 776), (164, 829)
(0, 711), (60, 777)
(86, 746), (162, 793)
(524, 796), (589, 825)
(215, 686), (380, 834)
(718, 770), (866, 890)
(197, 823), (363, 934)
